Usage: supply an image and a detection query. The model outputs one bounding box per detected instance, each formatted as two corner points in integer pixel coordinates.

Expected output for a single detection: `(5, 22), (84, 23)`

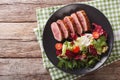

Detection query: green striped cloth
(34, 0), (120, 79)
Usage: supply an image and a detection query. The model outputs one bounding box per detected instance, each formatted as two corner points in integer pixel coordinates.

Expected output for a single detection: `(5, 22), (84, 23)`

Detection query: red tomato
(55, 43), (63, 50)
(73, 46), (80, 53)
(92, 31), (100, 39)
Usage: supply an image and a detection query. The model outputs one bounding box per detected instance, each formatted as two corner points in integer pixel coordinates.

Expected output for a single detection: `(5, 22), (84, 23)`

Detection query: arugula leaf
(57, 57), (78, 69)
(87, 55), (94, 59)
(57, 57), (65, 68)
(86, 55), (100, 68)
(57, 60), (64, 68)
(88, 59), (96, 67)
(58, 56), (87, 69)
(72, 60), (77, 68)
(68, 61), (73, 69)
(81, 59), (87, 67)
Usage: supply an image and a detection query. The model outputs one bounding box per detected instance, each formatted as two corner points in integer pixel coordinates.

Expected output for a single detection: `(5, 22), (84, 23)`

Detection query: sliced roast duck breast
(51, 10), (90, 41)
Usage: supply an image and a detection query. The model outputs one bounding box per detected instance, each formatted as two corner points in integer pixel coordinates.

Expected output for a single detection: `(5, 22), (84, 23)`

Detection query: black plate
(43, 4), (114, 75)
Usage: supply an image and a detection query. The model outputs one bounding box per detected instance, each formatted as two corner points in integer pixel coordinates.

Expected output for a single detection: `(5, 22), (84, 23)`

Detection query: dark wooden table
(0, 0), (120, 80)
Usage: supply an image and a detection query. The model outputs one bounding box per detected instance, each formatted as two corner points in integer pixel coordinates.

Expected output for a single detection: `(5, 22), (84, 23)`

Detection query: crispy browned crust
(80, 10), (90, 31)
(57, 20), (69, 38)
(63, 16), (70, 33)
(71, 13), (83, 35)
(62, 20), (69, 30)
(68, 16), (77, 33)
(62, 20), (70, 36)
(63, 16), (75, 34)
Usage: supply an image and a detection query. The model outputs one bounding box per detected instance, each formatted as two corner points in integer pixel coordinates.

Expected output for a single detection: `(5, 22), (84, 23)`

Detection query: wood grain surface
(0, 0), (119, 80)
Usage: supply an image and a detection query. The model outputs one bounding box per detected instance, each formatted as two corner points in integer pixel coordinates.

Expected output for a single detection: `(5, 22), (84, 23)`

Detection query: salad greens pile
(55, 23), (108, 69)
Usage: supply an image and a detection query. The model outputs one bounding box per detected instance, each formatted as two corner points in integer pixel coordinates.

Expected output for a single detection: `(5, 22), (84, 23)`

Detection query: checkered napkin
(34, 0), (120, 79)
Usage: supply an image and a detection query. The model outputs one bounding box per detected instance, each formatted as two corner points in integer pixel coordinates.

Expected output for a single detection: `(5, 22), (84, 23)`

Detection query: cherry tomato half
(73, 46), (80, 53)
(55, 43), (63, 50)
(92, 31), (100, 39)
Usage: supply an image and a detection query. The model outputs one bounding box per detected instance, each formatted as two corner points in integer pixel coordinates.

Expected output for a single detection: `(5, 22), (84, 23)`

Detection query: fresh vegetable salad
(55, 23), (108, 69)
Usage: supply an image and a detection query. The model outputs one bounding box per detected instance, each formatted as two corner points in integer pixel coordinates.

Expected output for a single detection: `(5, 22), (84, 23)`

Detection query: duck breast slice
(63, 16), (75, 35)
(57, 20), (69, 39)
(76, 10), (90, 32)
(51, 22), (63, 41)
(71, 13), (83, 35)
